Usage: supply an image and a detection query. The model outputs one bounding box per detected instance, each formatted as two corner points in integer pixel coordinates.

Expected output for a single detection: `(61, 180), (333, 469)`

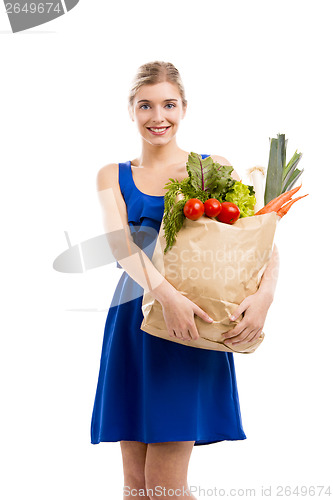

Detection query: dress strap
(118, 161), (133, 201)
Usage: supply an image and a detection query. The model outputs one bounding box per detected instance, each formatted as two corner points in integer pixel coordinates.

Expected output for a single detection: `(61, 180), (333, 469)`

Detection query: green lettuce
(225, 181), (256, 218)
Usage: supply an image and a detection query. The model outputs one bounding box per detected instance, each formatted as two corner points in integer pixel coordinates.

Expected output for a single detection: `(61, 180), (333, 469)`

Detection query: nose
(152, 106), (165, 124)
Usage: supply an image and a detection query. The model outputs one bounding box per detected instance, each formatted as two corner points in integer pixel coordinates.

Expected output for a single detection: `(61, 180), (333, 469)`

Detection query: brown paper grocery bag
(141, 211), (279, 353)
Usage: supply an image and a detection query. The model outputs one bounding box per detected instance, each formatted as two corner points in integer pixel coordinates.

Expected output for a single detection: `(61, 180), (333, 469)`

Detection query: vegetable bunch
(255, 184), (309, 218)
(225, 182), (256, 218)
(255, 133), (308, 218)
(264, 133), (303, 204)
(162, 152), (256, 253)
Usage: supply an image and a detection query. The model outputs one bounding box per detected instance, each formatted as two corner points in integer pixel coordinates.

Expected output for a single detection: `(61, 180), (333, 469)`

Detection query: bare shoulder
(96, 162), (129, 230)
(96, 162), (119, 191)
(210, 154), (241, 181)
(210, 154), (232, 166)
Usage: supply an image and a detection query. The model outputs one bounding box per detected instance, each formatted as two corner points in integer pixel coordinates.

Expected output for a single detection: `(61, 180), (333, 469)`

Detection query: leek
(247, 166), (266, 212)
(264, 133), (303, 204)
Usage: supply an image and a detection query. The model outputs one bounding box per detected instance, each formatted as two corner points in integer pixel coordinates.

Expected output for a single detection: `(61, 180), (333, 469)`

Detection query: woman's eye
(165, 103), (176, 109)
(139, 104), (150, 110)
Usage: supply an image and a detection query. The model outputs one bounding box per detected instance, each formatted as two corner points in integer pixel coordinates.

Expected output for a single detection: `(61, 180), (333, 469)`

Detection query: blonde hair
(128, 61), (187, 108)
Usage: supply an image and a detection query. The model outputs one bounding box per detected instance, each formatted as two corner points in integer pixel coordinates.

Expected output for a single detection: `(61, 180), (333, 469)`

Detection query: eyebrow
(137, 98), (179, 103)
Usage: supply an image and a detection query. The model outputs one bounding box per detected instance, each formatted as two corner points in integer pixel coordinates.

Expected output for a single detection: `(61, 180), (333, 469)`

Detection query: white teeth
(150, 127), (167, 132)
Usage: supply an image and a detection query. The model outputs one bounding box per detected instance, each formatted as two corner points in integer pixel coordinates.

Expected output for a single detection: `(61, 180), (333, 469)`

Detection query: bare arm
(97, 163), (213, 340)
(257, 243), (280, 305)
(97, 163), (176, 303)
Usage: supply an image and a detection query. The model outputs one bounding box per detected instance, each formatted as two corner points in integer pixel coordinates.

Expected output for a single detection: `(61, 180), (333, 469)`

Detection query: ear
(181, 103), (187, 119)
(128, 104), (134, 122)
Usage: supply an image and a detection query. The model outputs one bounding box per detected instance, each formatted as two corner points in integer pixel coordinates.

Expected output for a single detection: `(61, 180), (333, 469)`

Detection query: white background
(1, 0), (332, 498)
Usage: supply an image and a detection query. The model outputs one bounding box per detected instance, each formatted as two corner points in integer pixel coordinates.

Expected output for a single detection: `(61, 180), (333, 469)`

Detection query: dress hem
(91, 434), (247, 446)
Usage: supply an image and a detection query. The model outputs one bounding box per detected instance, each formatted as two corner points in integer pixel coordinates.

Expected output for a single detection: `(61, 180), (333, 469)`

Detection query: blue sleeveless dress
(90, 158), (247, 446)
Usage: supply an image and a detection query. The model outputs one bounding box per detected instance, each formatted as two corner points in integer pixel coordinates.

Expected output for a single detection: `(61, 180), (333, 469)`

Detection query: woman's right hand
(160, 291), (214, 341)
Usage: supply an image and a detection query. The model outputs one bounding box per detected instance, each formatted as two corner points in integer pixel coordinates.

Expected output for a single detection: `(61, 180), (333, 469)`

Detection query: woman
(91, 61), (279, 499)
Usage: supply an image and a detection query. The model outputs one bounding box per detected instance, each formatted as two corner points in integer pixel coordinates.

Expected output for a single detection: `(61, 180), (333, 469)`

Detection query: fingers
(224, 327), (262, 346)
(163, 298), (210, 342)
(246, 327), (263, 344)
(167, 329), (199, 341)
(166, 321), (200, 342)
(224, 325), (253, 344)
(172, 329), (195, 341)
(229, 297), (250, 322)
(225, 328), (256, 346)
(193, 304), (214, 324)
(222, 321), (245, 341)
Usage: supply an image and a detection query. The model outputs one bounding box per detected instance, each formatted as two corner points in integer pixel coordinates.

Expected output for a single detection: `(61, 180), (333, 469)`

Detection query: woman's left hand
(222, 290), (273, 346)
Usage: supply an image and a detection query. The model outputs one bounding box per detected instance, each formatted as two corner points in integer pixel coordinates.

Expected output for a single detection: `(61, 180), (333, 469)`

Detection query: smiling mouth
(147, 126), (171, 135)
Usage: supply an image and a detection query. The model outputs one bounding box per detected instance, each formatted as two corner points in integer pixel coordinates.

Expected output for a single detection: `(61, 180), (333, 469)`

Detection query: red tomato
(183, 198), (205, 220)
(216, 202), (240, 224)
(204, 198), (221, 217)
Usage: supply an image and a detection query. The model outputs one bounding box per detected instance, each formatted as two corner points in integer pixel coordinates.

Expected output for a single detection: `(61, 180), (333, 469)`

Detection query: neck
(138, 137), (184, 168)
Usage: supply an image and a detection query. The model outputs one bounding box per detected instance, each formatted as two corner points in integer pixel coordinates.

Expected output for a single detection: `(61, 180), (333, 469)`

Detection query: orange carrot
(276, 194), (309, 218)
(255, 184), (302, 215)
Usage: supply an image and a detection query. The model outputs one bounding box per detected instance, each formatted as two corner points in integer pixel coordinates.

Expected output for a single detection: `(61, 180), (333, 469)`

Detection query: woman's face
(130, 81), (186, 147)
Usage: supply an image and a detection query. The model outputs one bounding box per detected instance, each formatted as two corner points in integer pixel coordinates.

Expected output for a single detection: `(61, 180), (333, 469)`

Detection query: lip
(147, 126), (171, 136)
